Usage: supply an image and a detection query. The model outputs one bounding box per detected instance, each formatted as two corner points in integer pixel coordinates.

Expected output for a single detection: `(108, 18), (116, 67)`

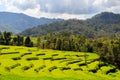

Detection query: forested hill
(0, 12), (62, 33)
(19, 12), (120, 38)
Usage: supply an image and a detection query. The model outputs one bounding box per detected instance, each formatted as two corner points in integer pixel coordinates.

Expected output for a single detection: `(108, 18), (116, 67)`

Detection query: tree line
(0, 31), (120, 68)
(36, 32), (120, 68)
(0, 31), (33, 47)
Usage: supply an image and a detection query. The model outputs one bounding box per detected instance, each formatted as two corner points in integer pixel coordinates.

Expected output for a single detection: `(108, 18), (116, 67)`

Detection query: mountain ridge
(19, 12), (120, 38)
(0, 12), (62, 33)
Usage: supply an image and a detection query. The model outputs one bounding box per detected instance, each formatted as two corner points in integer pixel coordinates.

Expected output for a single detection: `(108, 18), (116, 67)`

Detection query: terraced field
(0, 45), (120, 80)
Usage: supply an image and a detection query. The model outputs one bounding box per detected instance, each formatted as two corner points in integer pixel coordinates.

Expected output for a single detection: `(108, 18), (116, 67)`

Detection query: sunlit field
(0, 45), (120, 80)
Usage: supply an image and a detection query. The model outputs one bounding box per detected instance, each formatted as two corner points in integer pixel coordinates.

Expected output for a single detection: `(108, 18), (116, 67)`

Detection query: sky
(0, 0), (120, 19)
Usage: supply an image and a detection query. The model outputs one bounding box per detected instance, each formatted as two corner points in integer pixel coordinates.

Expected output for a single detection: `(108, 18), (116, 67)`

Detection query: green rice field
(0, 45), (120, 80)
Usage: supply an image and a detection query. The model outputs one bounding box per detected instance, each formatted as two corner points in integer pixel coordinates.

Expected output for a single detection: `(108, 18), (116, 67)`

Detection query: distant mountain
(90, 12), (120, 23)
(0, 12), (62, 33)
(19, 12), (120, 38)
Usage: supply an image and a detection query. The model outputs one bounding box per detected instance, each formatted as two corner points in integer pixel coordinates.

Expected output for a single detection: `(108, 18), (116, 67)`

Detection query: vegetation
(20, 12), (120, 38)
(0, 31), (33, 47)
(35, 32), (120, 69)
(1, 12), (120, 80)
(0, 45), (120, 80)
(1, 30), (120, 69)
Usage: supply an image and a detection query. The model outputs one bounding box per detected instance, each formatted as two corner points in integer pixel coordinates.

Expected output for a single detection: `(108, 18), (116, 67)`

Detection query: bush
(60, 67), (71, 71)
(36, 53), (45, 56)
(51, 54), (59, 56)
(51, 57), (66, 61)
(26, 57), (39, 61)
(34, 65), (46, 72)
(43, 57), (52, 60)
(66, 60), (81, 66)
(106, 68), (117, 74)
(10, 63), (21, 69)
(12, 57), (21, 60)
(73, 68), (83, 71)
(48, 66), (57, 72)
(21, 64), (34, 71)
(0, 52), (19, 55)
(21, 53), (32, 57)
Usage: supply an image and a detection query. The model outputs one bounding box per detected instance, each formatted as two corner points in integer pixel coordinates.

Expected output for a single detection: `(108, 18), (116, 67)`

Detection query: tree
(55, 38), (62, 50)
(3, 31), (12, 45)
(17, 36), (21, 46)
(12, 37), (17, 45)
(25, 36), (33, 47)
(17, 36), (24, 46)
(84, 52), (88, 67)
(37, 37), (41, 50)
(42, 42), (45, 49)
(0, 32), (4, 45)
(97, 42), (103, 68)
(20, 36), (24, 45)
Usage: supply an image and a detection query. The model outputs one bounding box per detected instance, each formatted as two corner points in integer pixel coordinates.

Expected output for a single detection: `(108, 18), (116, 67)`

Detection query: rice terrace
(1, 0), (120, 80)
(0, 45), (120, 80)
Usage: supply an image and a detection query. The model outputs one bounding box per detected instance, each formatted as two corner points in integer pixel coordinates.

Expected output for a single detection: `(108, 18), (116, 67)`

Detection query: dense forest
(20, 12), (120, 38)
(36, 32), (120, 68)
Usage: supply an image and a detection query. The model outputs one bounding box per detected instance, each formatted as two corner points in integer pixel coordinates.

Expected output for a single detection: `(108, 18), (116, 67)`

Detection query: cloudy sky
(0, 0), (120, 19)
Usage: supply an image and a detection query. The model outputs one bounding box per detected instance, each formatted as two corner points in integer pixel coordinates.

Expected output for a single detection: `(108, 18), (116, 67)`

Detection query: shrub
(106, 68), (117, 74)
(51, 54), (59, 56)
(10, 63), (21, 69)
(1, 47), (10, 49)
(21, 64), (34, 71)
(20, 53), (32, 57)
(4, 63), (21, 71)
(26, 57), (39, 61)
(66, 60), (81, 66)
(0, 52), (19, 55)
(60, 67), (71, 71)
(73, 68), (83, 71)
(34, 65), (46, 72)
(51, 57), (66, 61)
(43, 57), (52, 60)
(48, 66), (57, 72)
(36, 53), (45, 56)
(78, 63), (86, 66)
(12, 57), (21, 60)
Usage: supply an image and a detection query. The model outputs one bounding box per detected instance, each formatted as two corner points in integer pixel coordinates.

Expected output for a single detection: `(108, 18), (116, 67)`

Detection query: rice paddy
(0, 45), (120, 80)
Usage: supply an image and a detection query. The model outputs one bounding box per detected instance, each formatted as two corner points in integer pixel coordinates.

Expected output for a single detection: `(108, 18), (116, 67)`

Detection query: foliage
(32, 32), (120, 68)
(20, 12), (120, 38)
(0, 31), (33, 47)
(25, 36), (33, 47)
(0, 45), (119, 80)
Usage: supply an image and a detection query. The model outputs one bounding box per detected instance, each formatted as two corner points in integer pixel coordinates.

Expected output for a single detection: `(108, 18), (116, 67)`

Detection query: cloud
(13, 0), (37, 10)
(0, 0), (120, 19)
(104, 0), (120, 8)
(93, 0), (120, 12)
(38, 0), (98, 14)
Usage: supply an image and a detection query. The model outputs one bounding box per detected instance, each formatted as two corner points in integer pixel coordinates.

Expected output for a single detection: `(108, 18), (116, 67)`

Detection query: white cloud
(13, 0), (37, 10)
(38, 0), (97, 14)
(0, 0), (120, 19)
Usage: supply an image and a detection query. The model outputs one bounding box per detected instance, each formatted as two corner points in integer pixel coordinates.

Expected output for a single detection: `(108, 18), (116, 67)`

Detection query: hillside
(20, 12), (120, 38)
(0, 12), (62, 33)
(0, 45), (120, 80)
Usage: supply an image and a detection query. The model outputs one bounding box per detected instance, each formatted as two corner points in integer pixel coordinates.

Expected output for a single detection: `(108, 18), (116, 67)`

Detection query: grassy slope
(0, 45), (120, 80)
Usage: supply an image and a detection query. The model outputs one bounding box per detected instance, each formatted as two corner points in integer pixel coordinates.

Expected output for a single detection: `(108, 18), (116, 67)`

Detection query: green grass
(0, 45), (119, 80)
